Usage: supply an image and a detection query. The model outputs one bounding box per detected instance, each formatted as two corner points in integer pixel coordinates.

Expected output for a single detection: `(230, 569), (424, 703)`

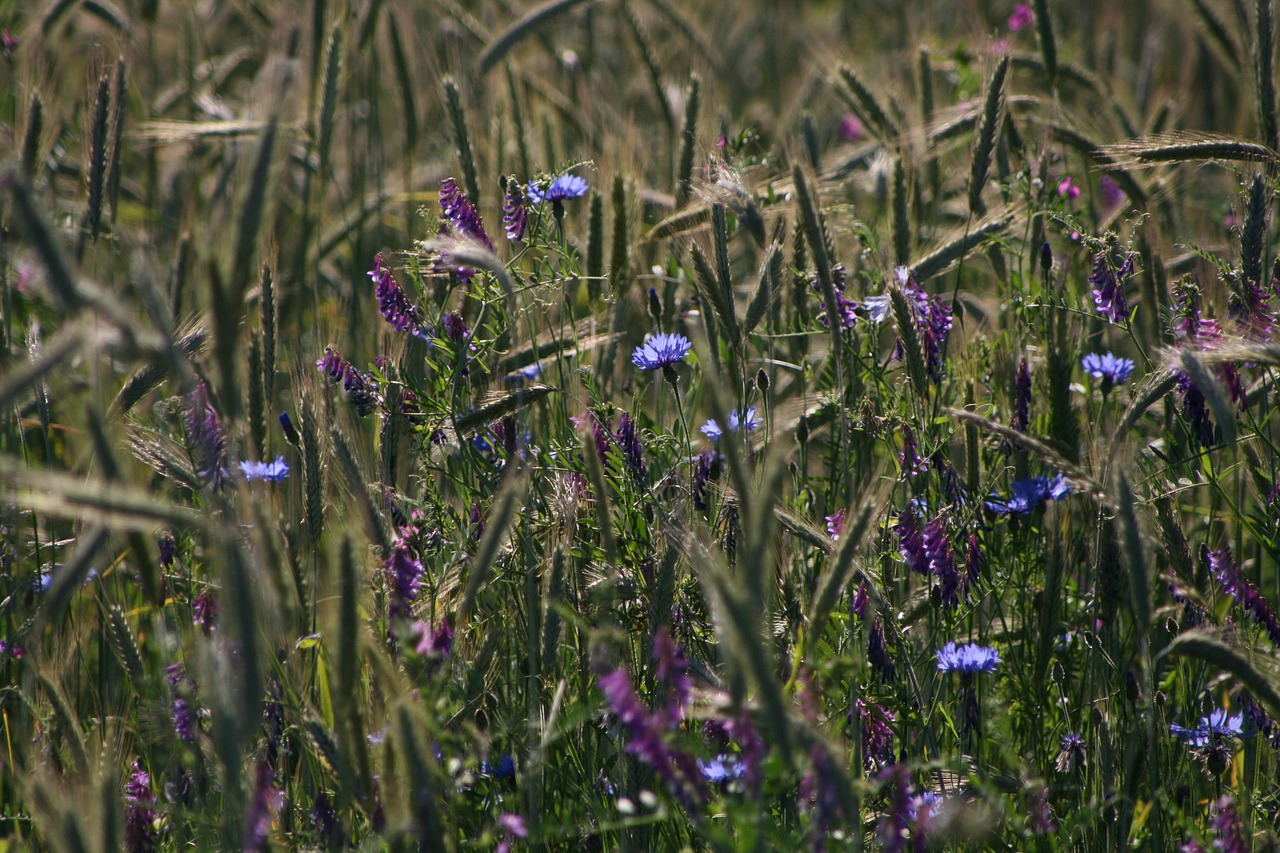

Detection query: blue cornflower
(632, 333), (692, 371)
(1081, 352), (1135, 385)
(984, 474), (1071, 515)
(936, 642), (1000, 674)
(1170, 709), (1245, 747)
(700, 406), (762, 440)
(527, 172), (588, 204)
(863, 294), (892, 324)
(1055, 732), (1087, 773)
(238, 456), (290, 482)
(698, 754), (746, 784)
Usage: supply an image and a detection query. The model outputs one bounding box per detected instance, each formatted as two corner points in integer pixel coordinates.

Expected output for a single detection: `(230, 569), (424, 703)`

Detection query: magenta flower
(1008, 3), (1035, 30)
(1057, 176), (1080, 199)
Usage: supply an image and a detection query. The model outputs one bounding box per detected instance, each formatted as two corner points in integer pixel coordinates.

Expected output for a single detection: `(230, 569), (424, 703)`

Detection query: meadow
(2, 0), (1280, 849)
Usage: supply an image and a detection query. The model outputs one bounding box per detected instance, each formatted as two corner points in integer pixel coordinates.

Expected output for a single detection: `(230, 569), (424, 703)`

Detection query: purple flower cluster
(385, 540), (424, 623)
(369, 253), (428, 338)
(125, 760), (159, 853)
(166, 663), (198, 742)
(316, 346), (380, 416)
(439, 177), (493, 250)
(1008, 3), (1035, 30)
(414, 618), (453, 659)
(810, 263), (860, 330)
(898, 423), (928, 478)
(242, 760), (283, 851)
(502, 180), (528, 242)
(984, 474), (1071, 515)
(856, 699), (896, 771)
(193, 589), (219, 634)
(496, 813), (528, 853)
(1089, 251), (1134, 324)
(892, 267), (953, 379)
(611, 413), (646, 485)
(692, 449), (721, 510)
(437, 178), (492, 283)
(897, 511), (971, 606)
(1228, 273), (1273, 340)
(183, 381), (230, 489)
(597, 665), (705, 813)
(1205, 545), (1280, 648)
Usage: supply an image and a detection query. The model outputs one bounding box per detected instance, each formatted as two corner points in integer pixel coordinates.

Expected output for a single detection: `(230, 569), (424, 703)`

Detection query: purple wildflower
(1057, 176), (1080, 200)
(369, 253), (428, 338)
(965, 531), (984, 586)
(414, 617), (453, 659)
(1089, 250), (1134, 324)
(597, 667), (705, 813)
(810, 263), (861, 330)
(310, 792), (338, 845)
(166, 664), (198, 743)
(936, 642), (1000, 674)
(856, 699), (896, 771)
(652, 629), (692, 725)
(238, 456), (290, 482)
(316, 346), (380, 416)
(436, 178), (492, 283)
(899, 424), (928, 478)
(892, 267), (953, 379)
(1028, 787), (1056, 834)
(193, 589), (218, 635)
(385, 541), (424, 623)
(1206, 797), (1250, 853)
(1008, 3), (1035, 30)
(1229, 273), (1273, 339)
(1205, 544), (1280, 647)
(896, 510), (930, 575)
(1176, 371), (1217, 448)
(496, 813), (528, 853)
(876, 765), (915, 852)
(839, 114), (864, 142)
(183, 381), (230, 488)
(924, 516), (964, 607)
(631, 333), (692, 371)
(1100, 176), (1125, 208)
(692, 450), (721, 510)
(826, 509), (846, 540)
(868, 618), (896, 683)
(1081, 352), (1135, 386)
(802, 743), (846, 851)
(615, 413), (647, 485)
(157, 534), (176, 569)
(502, 179), (528, 242)
(439, 177), (493, 250)
(125, 760), (159, 853)
(242, 760), (283, 852)
(851, 580), (869, 619)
